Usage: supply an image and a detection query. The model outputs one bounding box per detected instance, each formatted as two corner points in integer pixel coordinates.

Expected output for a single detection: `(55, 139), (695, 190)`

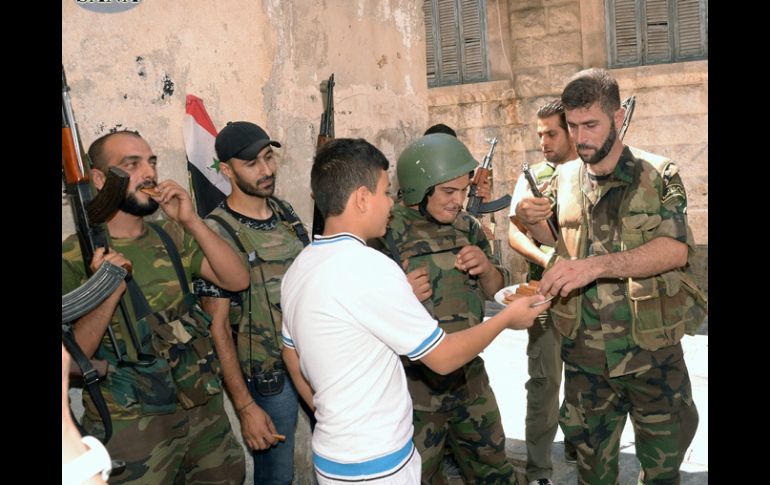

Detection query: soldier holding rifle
(62, 82), (248, 483)
(515, 68), (706, 485)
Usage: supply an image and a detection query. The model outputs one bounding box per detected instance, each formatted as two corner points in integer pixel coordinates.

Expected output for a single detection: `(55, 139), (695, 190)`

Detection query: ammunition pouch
(249, 367), (286, 397)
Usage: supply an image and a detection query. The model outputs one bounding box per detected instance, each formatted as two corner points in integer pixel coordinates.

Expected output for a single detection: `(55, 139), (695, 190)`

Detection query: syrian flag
(183, 95), (231, 217)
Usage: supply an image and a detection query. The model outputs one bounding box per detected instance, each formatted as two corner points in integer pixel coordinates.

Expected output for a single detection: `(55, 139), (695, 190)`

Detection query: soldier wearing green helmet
(377, 133), (516, 483)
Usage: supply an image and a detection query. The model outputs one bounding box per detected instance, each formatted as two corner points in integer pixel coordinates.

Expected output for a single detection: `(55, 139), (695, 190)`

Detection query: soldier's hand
(238, 402), (279, 450)
(475, 176), (491, 202)
(516, 197), (553, 226)
(455, 245), (492, 277)
(89, 247), (132, 278)
(540, 258), (599, 298)
(403, 259), (432, 302)
(152, 180), (198, 226)
(500, 294), (549, 329)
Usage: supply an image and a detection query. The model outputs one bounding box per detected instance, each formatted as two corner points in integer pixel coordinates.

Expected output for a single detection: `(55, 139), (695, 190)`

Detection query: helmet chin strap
(418, 190), (449, 226)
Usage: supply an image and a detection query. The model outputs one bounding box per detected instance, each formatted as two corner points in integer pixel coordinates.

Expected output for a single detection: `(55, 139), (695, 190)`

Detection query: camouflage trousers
(559, 355), (698, 485)
(413, 384), (515, 484)
(525, 311), (568, 481)
(83, 393), (245, 484)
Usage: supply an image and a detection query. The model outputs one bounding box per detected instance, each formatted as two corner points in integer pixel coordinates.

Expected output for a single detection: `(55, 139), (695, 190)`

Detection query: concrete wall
(62, 0), (430, 238)
(427, 0), (707, 290)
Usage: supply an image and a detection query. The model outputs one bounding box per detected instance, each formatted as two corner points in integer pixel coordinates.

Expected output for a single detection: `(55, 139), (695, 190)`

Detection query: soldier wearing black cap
(194, 122), (310, 485)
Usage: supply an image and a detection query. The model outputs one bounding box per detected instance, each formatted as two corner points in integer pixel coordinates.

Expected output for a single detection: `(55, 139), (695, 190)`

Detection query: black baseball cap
(215, 121), (281, 162)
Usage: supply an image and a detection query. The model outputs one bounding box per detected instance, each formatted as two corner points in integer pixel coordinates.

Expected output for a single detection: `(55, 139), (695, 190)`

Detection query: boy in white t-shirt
(281, 138), (547, 484)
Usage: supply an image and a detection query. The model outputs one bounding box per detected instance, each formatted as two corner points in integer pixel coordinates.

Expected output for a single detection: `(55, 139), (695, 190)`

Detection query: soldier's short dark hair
(536, 100), (568, 132)
(311, 138), (389, 218)
(87, 130), (143, 172)
(561, 68), (621, 117)
(424, 123), (457, 137)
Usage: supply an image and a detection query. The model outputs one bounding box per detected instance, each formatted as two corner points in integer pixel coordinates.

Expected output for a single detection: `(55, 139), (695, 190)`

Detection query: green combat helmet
(397, 133), (478, 205)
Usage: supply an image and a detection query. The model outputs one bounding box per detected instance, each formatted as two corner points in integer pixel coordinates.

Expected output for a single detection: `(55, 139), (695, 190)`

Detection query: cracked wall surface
(62, 0), (429, 237)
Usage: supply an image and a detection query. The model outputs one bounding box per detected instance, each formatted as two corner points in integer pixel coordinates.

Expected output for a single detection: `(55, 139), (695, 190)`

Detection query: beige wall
(62, 2), (430, 481)
(428, 0), (707, 284)
(62, 0), (430, 238)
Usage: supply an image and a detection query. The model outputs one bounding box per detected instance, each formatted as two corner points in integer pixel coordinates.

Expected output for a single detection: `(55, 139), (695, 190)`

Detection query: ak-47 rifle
(62, 65), (156, 367)
(619, 95), (636, 141)
(521, 160), (559, 241)
(312, 73), (335, 237)
(465, 137), (511, 217)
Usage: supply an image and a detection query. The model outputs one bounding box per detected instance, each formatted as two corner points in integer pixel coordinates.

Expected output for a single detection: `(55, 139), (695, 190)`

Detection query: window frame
(424, 0), (490, 88)
(605, 0), (708, 68)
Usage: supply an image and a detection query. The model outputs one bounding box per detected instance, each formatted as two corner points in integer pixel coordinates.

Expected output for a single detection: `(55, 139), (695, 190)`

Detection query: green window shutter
(675, 0), (707, 59)
(643, 0), (672, 63)
(609, 0), (642, 66)
(459, 0), (487, 83)
(424, 0), (438, 87)
(606, 0), (707, 68)
(437, 0), (461, 85)
(423, 0), (488, 87)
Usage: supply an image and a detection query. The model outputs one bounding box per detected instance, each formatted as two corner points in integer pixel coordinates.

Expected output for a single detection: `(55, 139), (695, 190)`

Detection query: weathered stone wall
(62, 0), (429, 238)
(63, 2), (430, 483)
(427, 0), (707, 291)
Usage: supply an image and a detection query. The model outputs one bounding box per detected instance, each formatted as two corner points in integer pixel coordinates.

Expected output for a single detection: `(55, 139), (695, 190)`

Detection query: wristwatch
(62, 435), (112, 484)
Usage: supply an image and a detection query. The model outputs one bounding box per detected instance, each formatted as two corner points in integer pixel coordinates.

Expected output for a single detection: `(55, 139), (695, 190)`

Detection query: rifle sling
(117, 223), (191, 356)
(62, 328), (113, 443)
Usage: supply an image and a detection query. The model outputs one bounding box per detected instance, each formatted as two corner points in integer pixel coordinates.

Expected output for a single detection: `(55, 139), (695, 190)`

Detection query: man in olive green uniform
(516, 69), (706, 485)
(62, 131), (247, 484)
(378, 133), (515, 484)
(508, 100), (577, 485)
(193, 122), (309, 485)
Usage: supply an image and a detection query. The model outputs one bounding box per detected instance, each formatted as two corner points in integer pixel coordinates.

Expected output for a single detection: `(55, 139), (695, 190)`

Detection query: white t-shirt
(281, 233), (444, 480)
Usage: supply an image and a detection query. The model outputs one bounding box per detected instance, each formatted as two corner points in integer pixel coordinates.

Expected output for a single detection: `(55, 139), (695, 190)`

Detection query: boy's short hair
(311, 138), (389, 218)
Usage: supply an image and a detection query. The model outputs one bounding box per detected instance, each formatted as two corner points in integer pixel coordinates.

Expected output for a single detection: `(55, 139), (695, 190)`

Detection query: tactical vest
(384, 205), (502, 411)
(549, 148), (708, 351)
(207, 198), (308, 376)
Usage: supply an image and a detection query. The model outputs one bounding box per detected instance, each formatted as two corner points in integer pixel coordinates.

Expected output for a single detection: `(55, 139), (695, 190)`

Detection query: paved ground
(480, 303), (708, 484)
(70, 310), (707, 485)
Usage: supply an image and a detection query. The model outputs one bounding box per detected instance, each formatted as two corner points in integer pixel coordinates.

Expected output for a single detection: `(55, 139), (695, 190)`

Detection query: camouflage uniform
(512, 161), (571, 482)
(380, 204), (515, 485)
(194, 198), (307, 485)
(62, 219), (245, 484)
(545, 147), (706, 485)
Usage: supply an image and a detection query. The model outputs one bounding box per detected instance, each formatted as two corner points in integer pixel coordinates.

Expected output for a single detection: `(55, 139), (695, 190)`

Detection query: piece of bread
(140, 187), (161, 197)
(515, 281), (539, 296)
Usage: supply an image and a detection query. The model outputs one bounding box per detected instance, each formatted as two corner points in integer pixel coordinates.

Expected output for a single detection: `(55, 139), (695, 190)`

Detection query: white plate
(494, 284), (555, 308)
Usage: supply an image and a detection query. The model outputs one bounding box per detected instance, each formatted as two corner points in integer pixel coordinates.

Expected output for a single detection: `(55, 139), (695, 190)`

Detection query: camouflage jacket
(62, 219), (211, 419)
(203, 198), (306, 376)
(546, 146), (707, 377)
(378, 204), (510, 411)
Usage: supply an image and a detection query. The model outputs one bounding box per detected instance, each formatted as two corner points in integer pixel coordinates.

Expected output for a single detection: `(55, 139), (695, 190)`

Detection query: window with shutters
(423, 0), (489, 88)
(606, 0), (707, 68)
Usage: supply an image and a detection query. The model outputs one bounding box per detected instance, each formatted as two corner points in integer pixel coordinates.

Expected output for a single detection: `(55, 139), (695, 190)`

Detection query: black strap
(206, 215), (249, 255)
(269, 197), (310, 246)
(147, 222), (190, 295)
(383, 228), (403, 269)
(118, 223), (189, 335)
(125, 278), (153, 321)
(62, 328), (113, 443)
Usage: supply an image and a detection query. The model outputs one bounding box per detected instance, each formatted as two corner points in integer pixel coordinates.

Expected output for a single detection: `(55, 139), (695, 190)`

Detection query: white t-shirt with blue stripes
(281, 233), (444, 481)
